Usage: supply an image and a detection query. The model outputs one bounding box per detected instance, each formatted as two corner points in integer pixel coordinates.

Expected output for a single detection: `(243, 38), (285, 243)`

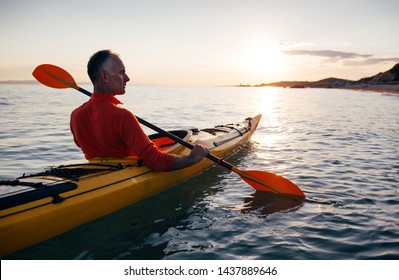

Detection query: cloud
(284, 49), (371, 59)
(284, 49), (399, 66)
(344, 57), (399, 65)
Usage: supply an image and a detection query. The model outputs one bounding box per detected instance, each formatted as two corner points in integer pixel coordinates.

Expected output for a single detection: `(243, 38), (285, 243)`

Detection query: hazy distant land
(0, 80), (91, 85)
(0, 80), (38, 84)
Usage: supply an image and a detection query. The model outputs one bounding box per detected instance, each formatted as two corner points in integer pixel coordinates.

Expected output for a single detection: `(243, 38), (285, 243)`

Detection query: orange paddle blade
(32, 64), (79, 90)
(235, 168), (305, 198)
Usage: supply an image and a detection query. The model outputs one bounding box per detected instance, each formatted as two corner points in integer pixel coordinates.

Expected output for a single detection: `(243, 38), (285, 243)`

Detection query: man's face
(102, 55), (130, 95)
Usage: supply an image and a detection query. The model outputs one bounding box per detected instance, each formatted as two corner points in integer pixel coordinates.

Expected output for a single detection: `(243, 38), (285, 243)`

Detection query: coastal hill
(254, 62), (399, 89)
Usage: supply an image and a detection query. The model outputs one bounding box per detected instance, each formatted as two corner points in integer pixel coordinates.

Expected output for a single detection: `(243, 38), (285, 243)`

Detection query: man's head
(87, 50), (130, 95)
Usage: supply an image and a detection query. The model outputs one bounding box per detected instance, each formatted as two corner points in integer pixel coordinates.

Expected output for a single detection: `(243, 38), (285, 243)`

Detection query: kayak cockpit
(149, 129), (193, 152)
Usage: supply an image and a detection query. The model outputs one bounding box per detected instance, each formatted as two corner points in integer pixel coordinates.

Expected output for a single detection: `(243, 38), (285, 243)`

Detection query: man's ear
(99, 70), (109, 83)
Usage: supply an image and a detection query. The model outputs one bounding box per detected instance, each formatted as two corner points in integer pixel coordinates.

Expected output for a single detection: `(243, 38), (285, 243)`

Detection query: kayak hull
(0, 115), (261, 256)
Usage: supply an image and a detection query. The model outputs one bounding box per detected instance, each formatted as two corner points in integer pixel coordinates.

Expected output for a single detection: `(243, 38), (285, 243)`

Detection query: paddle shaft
(144, 125), (282, 194)
(75, 86), (234, 170)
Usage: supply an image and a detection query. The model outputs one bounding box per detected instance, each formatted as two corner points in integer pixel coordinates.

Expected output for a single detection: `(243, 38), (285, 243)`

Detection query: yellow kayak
(0, 114), (261, 256)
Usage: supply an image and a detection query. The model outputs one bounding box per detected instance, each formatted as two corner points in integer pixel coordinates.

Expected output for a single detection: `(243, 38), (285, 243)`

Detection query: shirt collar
(91, 93), (123, 105)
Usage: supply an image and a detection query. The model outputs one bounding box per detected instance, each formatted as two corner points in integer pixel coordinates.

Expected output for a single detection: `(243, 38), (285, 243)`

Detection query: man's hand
(171, 144), (209, 170)
(189, 144), (209, 164)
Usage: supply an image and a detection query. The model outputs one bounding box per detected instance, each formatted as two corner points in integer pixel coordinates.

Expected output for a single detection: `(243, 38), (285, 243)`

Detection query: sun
(241, 41), (286, 82)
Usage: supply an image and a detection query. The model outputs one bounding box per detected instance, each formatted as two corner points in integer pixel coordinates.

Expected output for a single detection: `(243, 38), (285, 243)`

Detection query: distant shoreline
(337, 84), (399, 95)
(0, 80), (91, 85)
(1, 80), (398, 94)
(0, 80), (38, 84)
(240, 84), (399, 95)
(238, 62), (399, 95)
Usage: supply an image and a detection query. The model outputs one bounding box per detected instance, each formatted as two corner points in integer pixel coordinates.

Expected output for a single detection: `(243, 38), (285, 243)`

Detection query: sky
(1, 0), (398, 86)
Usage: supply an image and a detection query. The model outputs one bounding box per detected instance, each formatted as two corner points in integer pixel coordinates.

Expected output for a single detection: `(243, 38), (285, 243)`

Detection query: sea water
(0, 84), (398, 259)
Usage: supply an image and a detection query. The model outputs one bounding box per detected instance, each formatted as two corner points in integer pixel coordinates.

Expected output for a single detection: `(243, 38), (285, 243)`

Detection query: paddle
(32, 64), (305, 198)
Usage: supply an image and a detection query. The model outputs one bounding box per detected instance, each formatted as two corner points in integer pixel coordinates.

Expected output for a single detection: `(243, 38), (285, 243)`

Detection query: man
(70, 50), (208, 171)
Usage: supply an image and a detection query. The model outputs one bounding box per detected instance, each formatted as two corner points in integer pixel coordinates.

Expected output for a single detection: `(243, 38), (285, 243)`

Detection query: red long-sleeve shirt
(70, 93), (174, 171)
